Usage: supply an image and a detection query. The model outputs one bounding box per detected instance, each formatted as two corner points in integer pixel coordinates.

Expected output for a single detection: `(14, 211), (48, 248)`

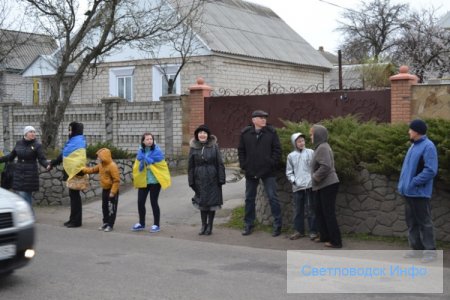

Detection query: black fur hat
(194, 124), (210, 141)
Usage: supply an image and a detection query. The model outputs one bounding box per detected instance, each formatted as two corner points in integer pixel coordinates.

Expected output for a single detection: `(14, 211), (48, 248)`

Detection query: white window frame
(109, 66), (135, 102)
(152, 65), (181, 101)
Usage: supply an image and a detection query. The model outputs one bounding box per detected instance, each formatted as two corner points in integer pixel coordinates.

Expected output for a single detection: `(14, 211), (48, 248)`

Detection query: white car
(0, 187), (35, 276)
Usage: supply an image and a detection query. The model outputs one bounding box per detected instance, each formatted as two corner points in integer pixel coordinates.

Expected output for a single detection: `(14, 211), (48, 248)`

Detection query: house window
(152, 65), (181, 101)
(109, 67), (135, 101)
(118, 76), (132, 101)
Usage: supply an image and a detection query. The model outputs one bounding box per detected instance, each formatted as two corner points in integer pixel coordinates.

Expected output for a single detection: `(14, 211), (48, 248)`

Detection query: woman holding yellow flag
(50, 122), (87, 228)
(132, 132), (171, 233)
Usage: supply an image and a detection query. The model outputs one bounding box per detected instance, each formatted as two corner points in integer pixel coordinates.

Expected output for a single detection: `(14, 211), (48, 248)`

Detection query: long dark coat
(188, 135), (226, 209)
(0, 138), (49, 192)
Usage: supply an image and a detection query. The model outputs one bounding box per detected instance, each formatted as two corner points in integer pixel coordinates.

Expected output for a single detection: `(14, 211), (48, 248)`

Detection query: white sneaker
(98, 223), (107, 231)
(150, 225), (160, 233)
(104, 226), (113, 232)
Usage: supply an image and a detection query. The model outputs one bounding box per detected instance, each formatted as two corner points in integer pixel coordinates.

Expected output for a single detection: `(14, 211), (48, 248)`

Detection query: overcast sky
(246, 0), (450, 54)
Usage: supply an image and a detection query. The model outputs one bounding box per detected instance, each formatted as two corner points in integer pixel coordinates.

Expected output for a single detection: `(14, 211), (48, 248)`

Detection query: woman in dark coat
(188, 125), (226, 235)
(0, 126), (49, 208)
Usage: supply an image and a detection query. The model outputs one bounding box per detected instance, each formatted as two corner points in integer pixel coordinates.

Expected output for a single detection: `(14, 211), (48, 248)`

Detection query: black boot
(199, 211), (208, 235)
(205, 211), (215, 235)
(199, 224), (207, 235)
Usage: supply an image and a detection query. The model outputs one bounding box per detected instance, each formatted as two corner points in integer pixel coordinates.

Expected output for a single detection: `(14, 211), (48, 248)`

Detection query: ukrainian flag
(62, 135), (87, 180)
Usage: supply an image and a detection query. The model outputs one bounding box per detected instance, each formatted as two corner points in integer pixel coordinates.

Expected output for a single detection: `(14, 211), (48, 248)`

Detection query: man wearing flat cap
(398, 119), (438, 263)
(238, 110), (282, 237)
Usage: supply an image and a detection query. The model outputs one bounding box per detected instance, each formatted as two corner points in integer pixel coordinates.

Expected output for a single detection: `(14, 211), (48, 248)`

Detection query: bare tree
(137, 0), (205, 96)
(391, 9), (450, 83)
(337, 0), (409, 63)
(21, 0), (204, 149)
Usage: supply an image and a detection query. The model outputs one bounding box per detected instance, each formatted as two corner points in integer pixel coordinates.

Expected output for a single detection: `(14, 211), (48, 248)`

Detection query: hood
(290, 132), (306, 150)
(312, 124), (328, 148)
(96, 148), (112, 164)
(189, 135), (218, 149)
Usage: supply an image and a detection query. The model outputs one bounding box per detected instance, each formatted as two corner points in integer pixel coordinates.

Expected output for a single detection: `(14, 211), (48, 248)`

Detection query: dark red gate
(204, 90), (391, 148)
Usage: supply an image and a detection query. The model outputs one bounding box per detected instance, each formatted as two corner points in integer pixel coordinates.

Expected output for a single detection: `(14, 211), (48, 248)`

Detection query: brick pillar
(186, 77), (211, 143)
(389, 66), (419, 123)
(160, 94), (181, 157)
(101, 97), (124, 144)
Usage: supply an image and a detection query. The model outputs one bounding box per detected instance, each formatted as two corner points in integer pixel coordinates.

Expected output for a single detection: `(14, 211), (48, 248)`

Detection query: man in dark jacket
(238, 110), (282, 237)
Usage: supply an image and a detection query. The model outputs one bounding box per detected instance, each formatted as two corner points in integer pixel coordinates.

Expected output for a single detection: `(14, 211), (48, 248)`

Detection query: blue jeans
(293, 189), (316, 234)
(17, 191), (33, 209)
(244, 177), (282, 229)
(404, 197), (436, 252)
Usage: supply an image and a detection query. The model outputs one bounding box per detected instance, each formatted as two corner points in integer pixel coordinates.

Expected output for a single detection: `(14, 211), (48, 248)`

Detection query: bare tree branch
(20, 0), (205, 149)
(391, 8), (450, 82)
(336, 0), (409, 62)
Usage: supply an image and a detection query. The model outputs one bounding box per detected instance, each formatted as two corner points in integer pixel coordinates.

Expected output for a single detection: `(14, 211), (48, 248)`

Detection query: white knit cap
(23, 126), (36, 135)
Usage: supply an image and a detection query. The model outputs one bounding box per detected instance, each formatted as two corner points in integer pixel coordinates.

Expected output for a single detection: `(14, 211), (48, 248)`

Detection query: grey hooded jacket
(311, 125), (339, 191)
(286, 133), (313, 192)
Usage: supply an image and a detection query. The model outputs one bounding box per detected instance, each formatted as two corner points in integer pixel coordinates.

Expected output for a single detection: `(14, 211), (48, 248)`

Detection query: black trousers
(102, 189), (119, 228)
(68, 189), (82, 226)
(137, 183), (161, 227)
(315, 183), (342, 246)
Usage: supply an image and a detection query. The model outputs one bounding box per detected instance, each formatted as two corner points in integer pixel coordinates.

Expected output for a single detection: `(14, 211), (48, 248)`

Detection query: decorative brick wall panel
(0, 96), (183, 156)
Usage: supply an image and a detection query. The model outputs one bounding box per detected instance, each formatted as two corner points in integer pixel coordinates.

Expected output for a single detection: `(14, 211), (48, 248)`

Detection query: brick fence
(0, 96), (183, 157)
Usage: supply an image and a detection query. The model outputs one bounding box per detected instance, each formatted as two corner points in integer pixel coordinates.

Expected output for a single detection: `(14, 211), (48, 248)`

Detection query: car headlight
(15, 199), (34, 227)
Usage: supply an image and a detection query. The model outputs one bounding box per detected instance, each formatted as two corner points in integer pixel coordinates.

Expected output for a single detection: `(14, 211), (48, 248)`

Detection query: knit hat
(194, 124), (210, 140)
(23, 126), (36, 135)
(409, 119), (427, 135)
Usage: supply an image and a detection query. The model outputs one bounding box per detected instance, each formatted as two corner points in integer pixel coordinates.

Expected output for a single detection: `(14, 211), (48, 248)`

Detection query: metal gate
(204, 89), (391, 148)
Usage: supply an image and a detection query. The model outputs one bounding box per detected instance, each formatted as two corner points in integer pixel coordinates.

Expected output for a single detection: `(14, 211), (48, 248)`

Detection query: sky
(246, 0), (450, 54)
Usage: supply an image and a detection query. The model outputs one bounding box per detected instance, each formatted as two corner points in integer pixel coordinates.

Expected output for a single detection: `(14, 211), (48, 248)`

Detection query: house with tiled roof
(22, 0), (332, 104)
(0, 30), (56, 104)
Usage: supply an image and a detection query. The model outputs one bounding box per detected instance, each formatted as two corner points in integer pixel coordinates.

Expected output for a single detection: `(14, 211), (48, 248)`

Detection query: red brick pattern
(389, 66), (419, 123)
(187, 77), (212, 137)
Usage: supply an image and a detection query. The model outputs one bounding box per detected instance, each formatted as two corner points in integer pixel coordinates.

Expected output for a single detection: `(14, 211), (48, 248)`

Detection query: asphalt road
(1, 223), (449, 300)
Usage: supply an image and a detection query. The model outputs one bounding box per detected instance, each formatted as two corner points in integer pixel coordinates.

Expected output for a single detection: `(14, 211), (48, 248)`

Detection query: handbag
(1, 162), (14, 190)
(66, 174), (90, 191)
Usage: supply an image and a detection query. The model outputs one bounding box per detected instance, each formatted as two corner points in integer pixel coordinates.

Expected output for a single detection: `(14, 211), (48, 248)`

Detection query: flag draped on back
(62, 135), (87, 180)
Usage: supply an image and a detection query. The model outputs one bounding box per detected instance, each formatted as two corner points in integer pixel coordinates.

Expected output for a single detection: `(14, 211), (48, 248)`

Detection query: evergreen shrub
(278, 116), (450, 185)
(86, 142), (134, 159)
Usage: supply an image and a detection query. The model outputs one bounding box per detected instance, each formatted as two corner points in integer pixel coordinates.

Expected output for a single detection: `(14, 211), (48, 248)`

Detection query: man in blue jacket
(398, 119), (438, 263)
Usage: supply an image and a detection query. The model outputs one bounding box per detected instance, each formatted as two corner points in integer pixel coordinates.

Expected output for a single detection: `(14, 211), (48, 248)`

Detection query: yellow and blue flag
(62, 135), (87, 180)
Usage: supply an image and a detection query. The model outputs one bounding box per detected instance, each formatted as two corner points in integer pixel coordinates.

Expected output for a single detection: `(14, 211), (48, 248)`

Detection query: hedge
(277, 116), (450, 186)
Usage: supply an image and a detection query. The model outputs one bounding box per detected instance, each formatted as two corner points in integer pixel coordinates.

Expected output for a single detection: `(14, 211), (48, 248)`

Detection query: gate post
(389, 66), (418, 123)
(186, 77), (211, 147)
(101, 97), (124, 145)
